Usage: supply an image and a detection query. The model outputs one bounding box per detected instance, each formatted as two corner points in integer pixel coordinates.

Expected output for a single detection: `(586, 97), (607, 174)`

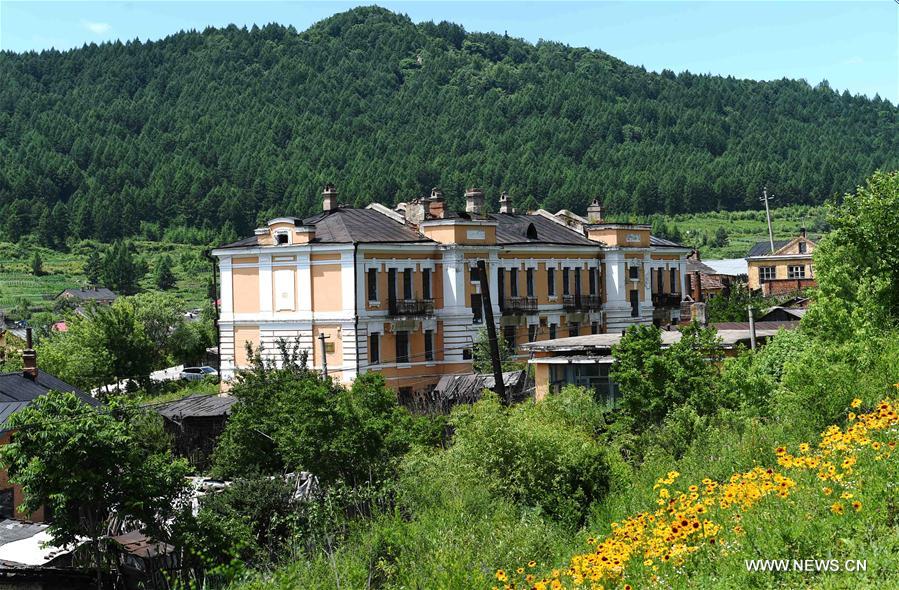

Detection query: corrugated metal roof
(155, 394), (237, 420)
(432, 371), (527, 405)
(703, 258), (748, 276)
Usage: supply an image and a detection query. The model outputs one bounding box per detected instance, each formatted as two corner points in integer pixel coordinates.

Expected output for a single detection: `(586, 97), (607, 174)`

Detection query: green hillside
(1, 6), (897, 246)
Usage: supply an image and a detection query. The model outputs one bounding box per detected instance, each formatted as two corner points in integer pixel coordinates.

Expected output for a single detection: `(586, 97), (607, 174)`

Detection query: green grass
(660, 204), (829, 259)
(0, 240), (210, 314)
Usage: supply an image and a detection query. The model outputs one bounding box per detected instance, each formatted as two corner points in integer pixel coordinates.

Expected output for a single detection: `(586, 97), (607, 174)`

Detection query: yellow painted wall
(587, 227), (650, 247)
(233, 267), (260, 313)
(312, 264), (342, 311)
(233, 325), (259, 367)
(312, 325), (343, 369)
(747, 258), (814, 290)
(422, 224), (496, 245)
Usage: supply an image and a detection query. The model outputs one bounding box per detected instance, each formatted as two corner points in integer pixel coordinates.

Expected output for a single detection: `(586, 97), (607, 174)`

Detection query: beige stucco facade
(212, 197), (690, 398)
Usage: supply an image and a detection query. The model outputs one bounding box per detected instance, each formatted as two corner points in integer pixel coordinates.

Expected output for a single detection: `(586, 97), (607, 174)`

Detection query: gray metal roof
(155, 394), (236, 420)
(490, 214), (596, 246)
(219, 207), (432, 248)
(703, 258), (748, 276)
(0, 520), (47, 546)
(747, 240), (791, 257)
(522, 324), (797, 353)
(650, 235), (685, 248)
(0, 371), (98, 429)
(58, 287), (117, 301)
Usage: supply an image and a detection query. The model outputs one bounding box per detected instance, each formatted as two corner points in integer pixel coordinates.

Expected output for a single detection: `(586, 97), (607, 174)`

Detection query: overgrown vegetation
(222, 171), (899, 589)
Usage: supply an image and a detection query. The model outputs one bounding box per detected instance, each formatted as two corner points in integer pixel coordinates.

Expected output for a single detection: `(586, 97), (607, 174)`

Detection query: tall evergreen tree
(153, 254), (176, 291)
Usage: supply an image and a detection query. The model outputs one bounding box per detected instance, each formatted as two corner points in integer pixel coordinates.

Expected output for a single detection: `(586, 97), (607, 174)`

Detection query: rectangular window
(630, 290), (639, 317)
(510, 268), (519, 297)
(369, 333), (380, 365)
(589, 267), (597, 295)
(528, 324), (538, 342)
(562, 268), (570, 295)
(798, 241), (807, 254)
(788, 265), (806, 279)
(547, 268), (556, 297)
(395, 331), (409, 364)
(657, 268), (663, 293)
(497, 268), (505, 302)
(574, 268), (581, 298)
(422, 269), (431, 300)
(424, 329), (434, 362)
(503, 324), (516, 351)
(367, 268), (378, 301)
(387, 268), (397, 308)
(759, 266), (776, 282)
(568, 322), (579, 337)
(670, 269), (677, 293)
(526, 268), (535, 297)
(549, 323), (557, 340)
(470, 266), (480, 283)
(629, 266), (639, 281)
(403, 268), (413, 300)
(591, 321), (599, 335)
(471, 293), (483, 324)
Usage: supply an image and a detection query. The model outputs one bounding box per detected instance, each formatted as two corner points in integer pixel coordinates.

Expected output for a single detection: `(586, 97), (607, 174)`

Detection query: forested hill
(1, 6), (897, 245)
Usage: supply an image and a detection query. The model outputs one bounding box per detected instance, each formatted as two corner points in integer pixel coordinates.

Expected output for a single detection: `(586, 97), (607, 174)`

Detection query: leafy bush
(407, 388), (611, 526)
(212, 346), (417, 485)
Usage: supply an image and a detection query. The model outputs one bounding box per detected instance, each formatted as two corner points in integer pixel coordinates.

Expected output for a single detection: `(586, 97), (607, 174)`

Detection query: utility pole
(748, 305), (757, 351)
(318, 332), (330, 378)
(476, 260), (507, 403)
(760, 186), (775, 253)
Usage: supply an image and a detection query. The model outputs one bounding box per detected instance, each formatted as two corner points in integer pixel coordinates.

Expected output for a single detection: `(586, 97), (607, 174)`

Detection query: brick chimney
(691, 270), (703, 302)
(465, 188), (485, 215)
(22, 327), (37, 380)
(799, 227), (807, 238)
(322, 183), (338, 212)
(587, 198), (604, 223)
(498, 191), (513, 214)
(427, 188), (445, 219)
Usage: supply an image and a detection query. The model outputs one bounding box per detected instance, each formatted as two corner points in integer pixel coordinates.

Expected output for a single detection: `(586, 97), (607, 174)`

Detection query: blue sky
(2, 1), (897, 103)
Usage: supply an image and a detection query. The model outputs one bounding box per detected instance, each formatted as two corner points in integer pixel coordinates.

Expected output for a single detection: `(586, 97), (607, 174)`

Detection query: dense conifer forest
(1, 6), (897, 245)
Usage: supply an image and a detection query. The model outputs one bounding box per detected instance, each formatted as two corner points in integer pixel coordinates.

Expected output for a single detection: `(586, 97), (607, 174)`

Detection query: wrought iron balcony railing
(502, 296), (538, 315)
(388, 298), (435, 317)
(652, 292), (682, 308)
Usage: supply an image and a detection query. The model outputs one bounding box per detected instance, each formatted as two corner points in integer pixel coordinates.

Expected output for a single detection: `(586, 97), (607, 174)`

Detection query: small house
(154, 395), (237, 469)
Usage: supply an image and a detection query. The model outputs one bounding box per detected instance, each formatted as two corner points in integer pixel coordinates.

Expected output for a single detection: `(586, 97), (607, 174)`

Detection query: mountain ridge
(1, 6), (896, 244)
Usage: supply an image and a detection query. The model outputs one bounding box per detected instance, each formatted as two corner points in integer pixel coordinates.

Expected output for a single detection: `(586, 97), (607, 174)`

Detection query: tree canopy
(1, 6), (897, 247)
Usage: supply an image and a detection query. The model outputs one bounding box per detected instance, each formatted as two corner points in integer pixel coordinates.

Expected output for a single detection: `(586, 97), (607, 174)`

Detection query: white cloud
(81, 20), (111, 35)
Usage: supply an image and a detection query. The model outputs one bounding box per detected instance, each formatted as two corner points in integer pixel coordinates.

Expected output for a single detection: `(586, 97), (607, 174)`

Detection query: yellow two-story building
(746, 230), (817, 296)
(211, 185), (691, 397)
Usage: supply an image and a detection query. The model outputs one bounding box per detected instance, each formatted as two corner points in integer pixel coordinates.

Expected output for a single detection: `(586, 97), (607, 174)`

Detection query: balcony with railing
(583, 294), (603, 310)
(652, 292), (682, 308)
(562, 294), (579, 310)
(388, 298), (435, 317)
(502, 296), (538, 315)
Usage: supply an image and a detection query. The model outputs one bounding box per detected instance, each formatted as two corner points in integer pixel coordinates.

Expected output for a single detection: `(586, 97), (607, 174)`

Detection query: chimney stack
(322, 183), (338, 212)
(690, 302), (708, 327)
(587, 198), (604, 223)
(22, 327), (37, 380)
(498, 191), (513, 214)
(404, 198), (427, 225)
(464, 188), (485, 215)
(428, 188), (446, 219)
(799, 227), (807, 238)
(691, 270), (703, 302)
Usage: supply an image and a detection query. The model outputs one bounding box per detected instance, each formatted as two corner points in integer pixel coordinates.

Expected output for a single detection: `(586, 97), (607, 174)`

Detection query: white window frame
(759, 266), (776, 282)
(788, 265), (806, 279)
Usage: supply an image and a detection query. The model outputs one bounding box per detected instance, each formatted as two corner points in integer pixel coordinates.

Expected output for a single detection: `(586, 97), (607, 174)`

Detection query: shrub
(410, 388), (611, 526)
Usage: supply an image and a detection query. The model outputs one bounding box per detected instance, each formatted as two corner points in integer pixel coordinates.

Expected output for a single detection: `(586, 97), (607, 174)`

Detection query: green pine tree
(153, 255), (177, 290)
(84, 251), (103, 285)
(30, 252), (43, 276)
